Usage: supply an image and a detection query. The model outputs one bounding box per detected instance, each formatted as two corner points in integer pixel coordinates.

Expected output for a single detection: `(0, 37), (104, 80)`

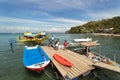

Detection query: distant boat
(18, 32), (49, 43)
(68, 38), (92, 47)
(74, 38), (92, 42)
(53, 53), (73, 67)
(23, 45), (50, 72)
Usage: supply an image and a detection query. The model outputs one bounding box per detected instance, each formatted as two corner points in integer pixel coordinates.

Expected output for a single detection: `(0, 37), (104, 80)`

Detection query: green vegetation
(68, 16), (120, 34)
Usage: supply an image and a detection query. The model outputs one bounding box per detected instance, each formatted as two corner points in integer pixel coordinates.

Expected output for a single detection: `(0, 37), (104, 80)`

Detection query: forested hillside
(68, 16), (120, 34)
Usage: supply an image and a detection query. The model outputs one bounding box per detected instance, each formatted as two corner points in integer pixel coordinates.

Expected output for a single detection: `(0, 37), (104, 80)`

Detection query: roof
(74, 38), (92, 42)
(24, 32), (47, 37)
(24, 34), (36, 37)
(80, 41), (101, 47)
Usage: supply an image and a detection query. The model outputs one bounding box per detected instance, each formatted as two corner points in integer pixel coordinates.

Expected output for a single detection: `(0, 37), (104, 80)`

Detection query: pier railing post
(114, 54), (116, 62)
(98, 45), (101, 55)
(98, 45), (101, 62)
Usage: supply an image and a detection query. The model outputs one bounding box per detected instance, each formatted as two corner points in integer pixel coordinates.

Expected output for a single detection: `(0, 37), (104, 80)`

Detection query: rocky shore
(92, 33), (120, 36)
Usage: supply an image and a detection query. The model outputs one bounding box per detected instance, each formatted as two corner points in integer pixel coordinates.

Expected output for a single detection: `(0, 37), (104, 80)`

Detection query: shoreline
(92, 33), (120, 36)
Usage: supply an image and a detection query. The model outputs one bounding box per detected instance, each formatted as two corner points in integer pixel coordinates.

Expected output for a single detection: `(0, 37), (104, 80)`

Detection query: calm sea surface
(0, 33), (120, 80)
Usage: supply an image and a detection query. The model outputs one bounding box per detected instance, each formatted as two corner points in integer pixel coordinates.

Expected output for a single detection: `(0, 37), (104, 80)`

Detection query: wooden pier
(42, 46), (94, 79)
(80, 41), (120, 74)
(93, 62), (120, 73)
(41, 45), (120, 79)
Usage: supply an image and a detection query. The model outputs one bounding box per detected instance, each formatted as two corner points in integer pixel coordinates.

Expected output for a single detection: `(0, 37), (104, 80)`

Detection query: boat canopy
(74, 38), (92, 42)
(24, 32), (46, 37)
(24, 34), (36, 37)
(80, 41), (101, 47)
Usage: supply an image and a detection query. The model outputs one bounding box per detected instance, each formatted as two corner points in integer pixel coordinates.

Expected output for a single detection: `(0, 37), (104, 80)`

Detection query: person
(55, 39), (60, 50)
(48, 39), (53, 47)
(10, 42), (13, 52)
(84, 47), (91, 55)
(19, 36), (21, 40)
(51, 35), (54, 40)
(87, 52), (93, 59)
(63, 40), (68, 50)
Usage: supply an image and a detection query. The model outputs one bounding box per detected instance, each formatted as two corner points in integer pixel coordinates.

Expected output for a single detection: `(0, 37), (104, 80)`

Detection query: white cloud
(1, 0), (120, 33)
(0, 26), (69, 33)
(99, 0), (109, 3)
(51, 18), (87, 25)
(41, 12), (51, 17)
(22, 0), (96, 11)
(0, 17), (48, 24)
(0, 17), (82, 33)
(88, 9), (120, 20)
(24, 0), (38, 2)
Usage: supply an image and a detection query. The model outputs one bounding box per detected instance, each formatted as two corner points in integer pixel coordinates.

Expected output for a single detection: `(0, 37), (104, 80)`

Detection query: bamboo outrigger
(79, 41), (120, 73)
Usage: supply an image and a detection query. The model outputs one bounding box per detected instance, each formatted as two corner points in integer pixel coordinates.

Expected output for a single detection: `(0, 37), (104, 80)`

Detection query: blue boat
(23, 45), (50, 72)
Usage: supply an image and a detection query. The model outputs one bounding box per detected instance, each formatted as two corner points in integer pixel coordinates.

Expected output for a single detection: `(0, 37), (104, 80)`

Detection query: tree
(68, 16), (120, 34)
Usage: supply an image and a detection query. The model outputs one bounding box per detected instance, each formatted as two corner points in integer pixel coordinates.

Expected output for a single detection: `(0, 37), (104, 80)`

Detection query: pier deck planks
(42, 46), (94, 79)
(93, 62), (120, 73)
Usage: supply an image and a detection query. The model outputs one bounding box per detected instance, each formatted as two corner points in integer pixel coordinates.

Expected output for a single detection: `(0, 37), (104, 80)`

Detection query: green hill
(68, 16), (120, 34)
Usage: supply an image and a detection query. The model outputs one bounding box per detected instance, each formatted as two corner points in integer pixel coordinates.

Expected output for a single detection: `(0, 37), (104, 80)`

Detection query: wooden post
(114, 54), (116, 62)
(10, 43), (14, 52)
(98, 45), (101, 55)
(86, 47), (88, 54)
(98, 45), (101, 62)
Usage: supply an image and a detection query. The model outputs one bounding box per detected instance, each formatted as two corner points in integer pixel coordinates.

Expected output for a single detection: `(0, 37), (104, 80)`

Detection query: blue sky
(0, 0), (120, 33)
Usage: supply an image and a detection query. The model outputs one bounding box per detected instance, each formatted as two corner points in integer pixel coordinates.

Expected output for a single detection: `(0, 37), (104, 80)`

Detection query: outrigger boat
(68, 37), (92, 47)
(74, 38), (92, 42)
(78, 41), (119, 66)
(18, 32), (49, 43)
(23, 45), (50, 72)
(78, 41), (120, 79)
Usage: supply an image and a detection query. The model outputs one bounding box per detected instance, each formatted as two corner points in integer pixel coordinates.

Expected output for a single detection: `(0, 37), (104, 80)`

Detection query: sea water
(0, 33), (120, 80)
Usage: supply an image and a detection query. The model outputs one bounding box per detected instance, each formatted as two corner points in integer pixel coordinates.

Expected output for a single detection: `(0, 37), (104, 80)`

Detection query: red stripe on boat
(26, 63), (49, 72)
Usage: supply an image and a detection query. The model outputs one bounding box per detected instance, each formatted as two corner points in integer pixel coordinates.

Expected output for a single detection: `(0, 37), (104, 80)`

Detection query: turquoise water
(0, 33), (120, 80)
